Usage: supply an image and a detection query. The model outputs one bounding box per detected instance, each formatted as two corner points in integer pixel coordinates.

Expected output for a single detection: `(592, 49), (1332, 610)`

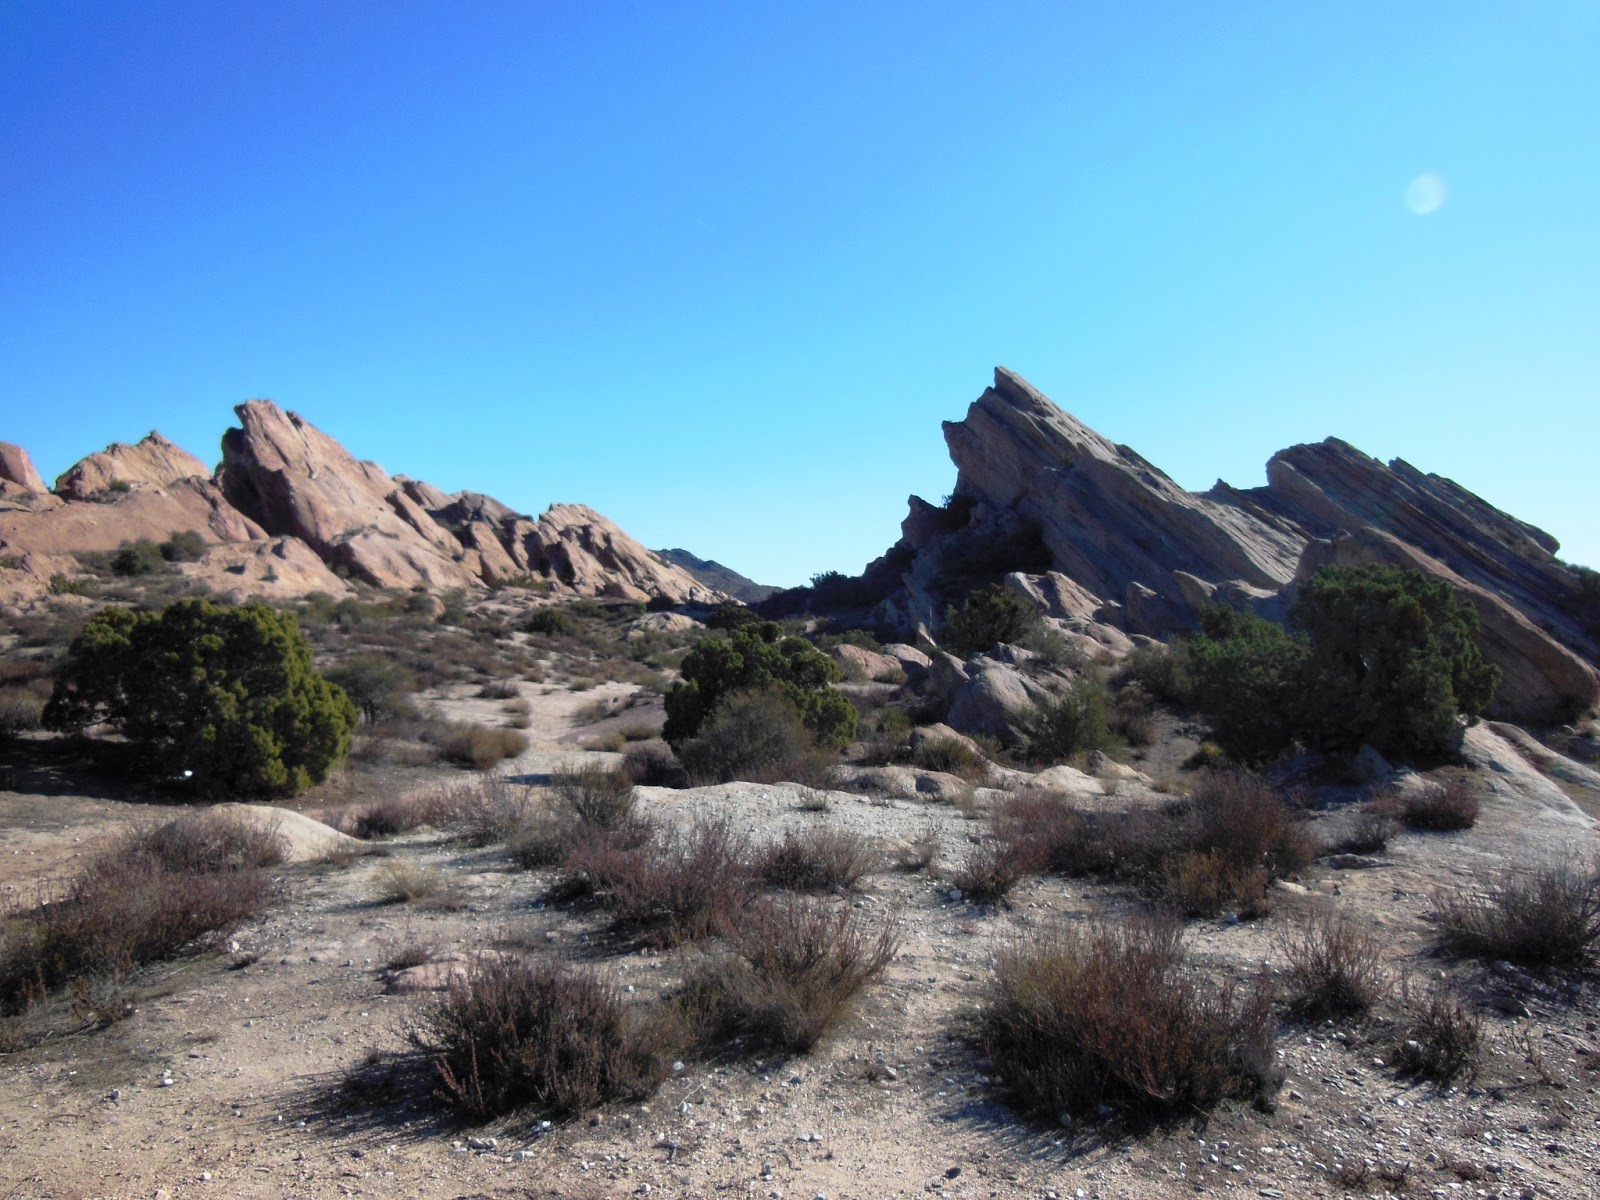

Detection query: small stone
(945, 1166), (961, 1179)
(468, 1136), (498, 1151)
(948, 888), (963, 901)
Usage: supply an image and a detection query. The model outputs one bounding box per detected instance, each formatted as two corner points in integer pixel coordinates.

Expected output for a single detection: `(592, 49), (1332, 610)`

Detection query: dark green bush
(705, 601), (761, 631)
(1184, 606), (1306, 764)
(941, 584), (1042, 658)
(43, 599), (357, 797)
(1293, 565), (1500, 758)
(160, 529), (208, 562)
(526, 606), (579, 637)
(665, 621), (855, 749)
(110, 538), (164, 577)
(675, 688), (837, 786)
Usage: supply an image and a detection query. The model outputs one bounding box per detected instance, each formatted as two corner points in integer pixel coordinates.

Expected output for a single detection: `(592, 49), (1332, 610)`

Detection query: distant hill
(656, 548), (777, 603)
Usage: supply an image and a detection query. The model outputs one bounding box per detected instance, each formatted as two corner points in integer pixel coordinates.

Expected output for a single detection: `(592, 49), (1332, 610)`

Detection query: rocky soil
(3, 672), (1600, 1200)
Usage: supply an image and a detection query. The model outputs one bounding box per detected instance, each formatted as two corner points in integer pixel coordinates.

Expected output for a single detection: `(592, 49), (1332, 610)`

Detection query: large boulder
(946, 662), (1051, 743)
(0, 477), (264, 556)
(0, 442), (46, 495)
(54, 432), (210, 499)
(828, 643), (903, 682)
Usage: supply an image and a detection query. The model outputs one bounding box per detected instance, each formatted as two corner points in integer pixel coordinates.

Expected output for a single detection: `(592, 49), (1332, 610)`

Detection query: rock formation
(0, 400), (720, 610)
(860, 368), (1599, 723)
(656, 548), (777, 603)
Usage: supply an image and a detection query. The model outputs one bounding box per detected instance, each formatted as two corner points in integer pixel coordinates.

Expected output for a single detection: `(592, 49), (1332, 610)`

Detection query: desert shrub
(623, 743), (686, 788)
(526, 606), (579, 637)
(110, 538), (164, 577)
(1392, 984), (1481, 1083)
(1120, 642), (1193, 705)
(1110, 682), (1157, 747)
(1382, 778), (1479, 831)
(1020, 675), (1119, 764)
(348, 795), (433, 840)
(675, 688), (836, 786)
(1293, 565), (1500, 759)
(562, 813), (755, 946)
(160, 529), (208, 562)
(910, 735), (984, 778)
(43, 599), (357, 798)
(551, 765), (636, 829)
(761, 827), (877, 892)
(325, 655), (418, 725)
(437, 722), (528, 769)
(1279, 910), (1386, 1019)
(0, 688), (45, 741)
(478, 679), (521, 700)
(665, 621), (855, 749)
(408, 957), (667, 1118)
(983, 915), (1279, 1123)
(952, 837), (1044, 905)
(1167, 771), (1314, 916)
(941, 583), (1043, 658)
(685, 895), (899, 1051)
(1433, 853), (1600, 967)
(705, 601), (761, 630)
(1319, 806), (1401, 856)
(0, 816), (276, 1014)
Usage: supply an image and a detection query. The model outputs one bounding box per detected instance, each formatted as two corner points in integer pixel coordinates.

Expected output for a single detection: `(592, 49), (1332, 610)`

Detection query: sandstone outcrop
(54, 432), (210, 499)
(0, 442), (46, 495)
(860, 367), (1598, 724)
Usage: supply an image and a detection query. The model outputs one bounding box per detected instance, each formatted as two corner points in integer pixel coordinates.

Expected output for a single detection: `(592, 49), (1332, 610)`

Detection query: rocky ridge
(0, 401), (719, 608)
(864, 367), (1599, 724)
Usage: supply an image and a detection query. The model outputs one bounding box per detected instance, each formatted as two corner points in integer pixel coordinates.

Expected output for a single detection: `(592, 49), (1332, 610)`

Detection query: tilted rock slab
(54, 431), (211, 499)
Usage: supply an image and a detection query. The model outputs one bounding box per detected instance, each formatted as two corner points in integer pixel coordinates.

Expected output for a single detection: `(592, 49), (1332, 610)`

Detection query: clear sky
(3, 1), (1596, 586)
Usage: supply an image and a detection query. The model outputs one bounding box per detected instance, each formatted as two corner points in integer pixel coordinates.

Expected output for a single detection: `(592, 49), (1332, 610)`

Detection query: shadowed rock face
(868, 367), (1598, 722)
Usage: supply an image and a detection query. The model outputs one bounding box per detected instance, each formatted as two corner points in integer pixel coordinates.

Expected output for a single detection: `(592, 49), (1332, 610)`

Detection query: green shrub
(675, 688), (836, 786)
(909, 735), (985, 779)
(1120, 642), (1193, 705)
(705, 601), (761, 631)
(941, 584), (1042, 658)
(1293, 565), (1500, 757)
(1184, 606), (1306, 764)
(160, 530), (208, 562)
(43, 600), (357, 798)
(665, 621), (855, 749)
(1020, 675), (1118, 764)
(110, 538), (164, 577)
(325, 655), (418, 724)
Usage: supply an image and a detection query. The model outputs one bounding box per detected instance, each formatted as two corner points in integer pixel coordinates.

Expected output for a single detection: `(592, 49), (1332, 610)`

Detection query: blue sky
(2, 1), (1596, 586)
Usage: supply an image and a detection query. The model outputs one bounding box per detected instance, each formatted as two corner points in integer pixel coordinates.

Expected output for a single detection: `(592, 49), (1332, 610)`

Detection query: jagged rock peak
(54, 431), (210, 499)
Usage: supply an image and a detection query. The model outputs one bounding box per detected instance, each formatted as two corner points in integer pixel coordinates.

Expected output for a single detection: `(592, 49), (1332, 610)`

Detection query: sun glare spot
(1405, 172), (1447, 216)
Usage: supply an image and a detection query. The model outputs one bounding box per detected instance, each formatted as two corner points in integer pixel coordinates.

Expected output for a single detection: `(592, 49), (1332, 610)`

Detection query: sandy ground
(4, 687), (1600, 1200)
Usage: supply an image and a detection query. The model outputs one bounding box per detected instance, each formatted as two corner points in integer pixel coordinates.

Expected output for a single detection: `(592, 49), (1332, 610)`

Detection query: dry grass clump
(1432, 853), (1600, 967)
(1381, 778), (1480, 831)
(0, 815), (278, 1014)
(477, 678), (522, 700)
(407, 957), (668, 1118)
(0, 687), (46, 740)
(437, 722), (529, 769)
(983, 914), (1280, 1123)
(559, 813), (755, 946)
(1279, 909), (1387, 1019)
(988, 772), (1311, 918)
(371, 860), (447, 904)
(1392, 982), (1481, 1083)
(760, 827), (877, 892)
(684, 896), (899, 1051)
(1319, 806), (1401, 856)
(551, 765), (637, 829)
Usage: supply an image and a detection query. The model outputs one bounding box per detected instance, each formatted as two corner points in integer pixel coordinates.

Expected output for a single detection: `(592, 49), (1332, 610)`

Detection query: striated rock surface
(54, 432), (210, 499)
(175, 538), (353, 602)
(0, 442), (46, 495)
(858, 367), (1597, 724)
(217, 400), (478, 590)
